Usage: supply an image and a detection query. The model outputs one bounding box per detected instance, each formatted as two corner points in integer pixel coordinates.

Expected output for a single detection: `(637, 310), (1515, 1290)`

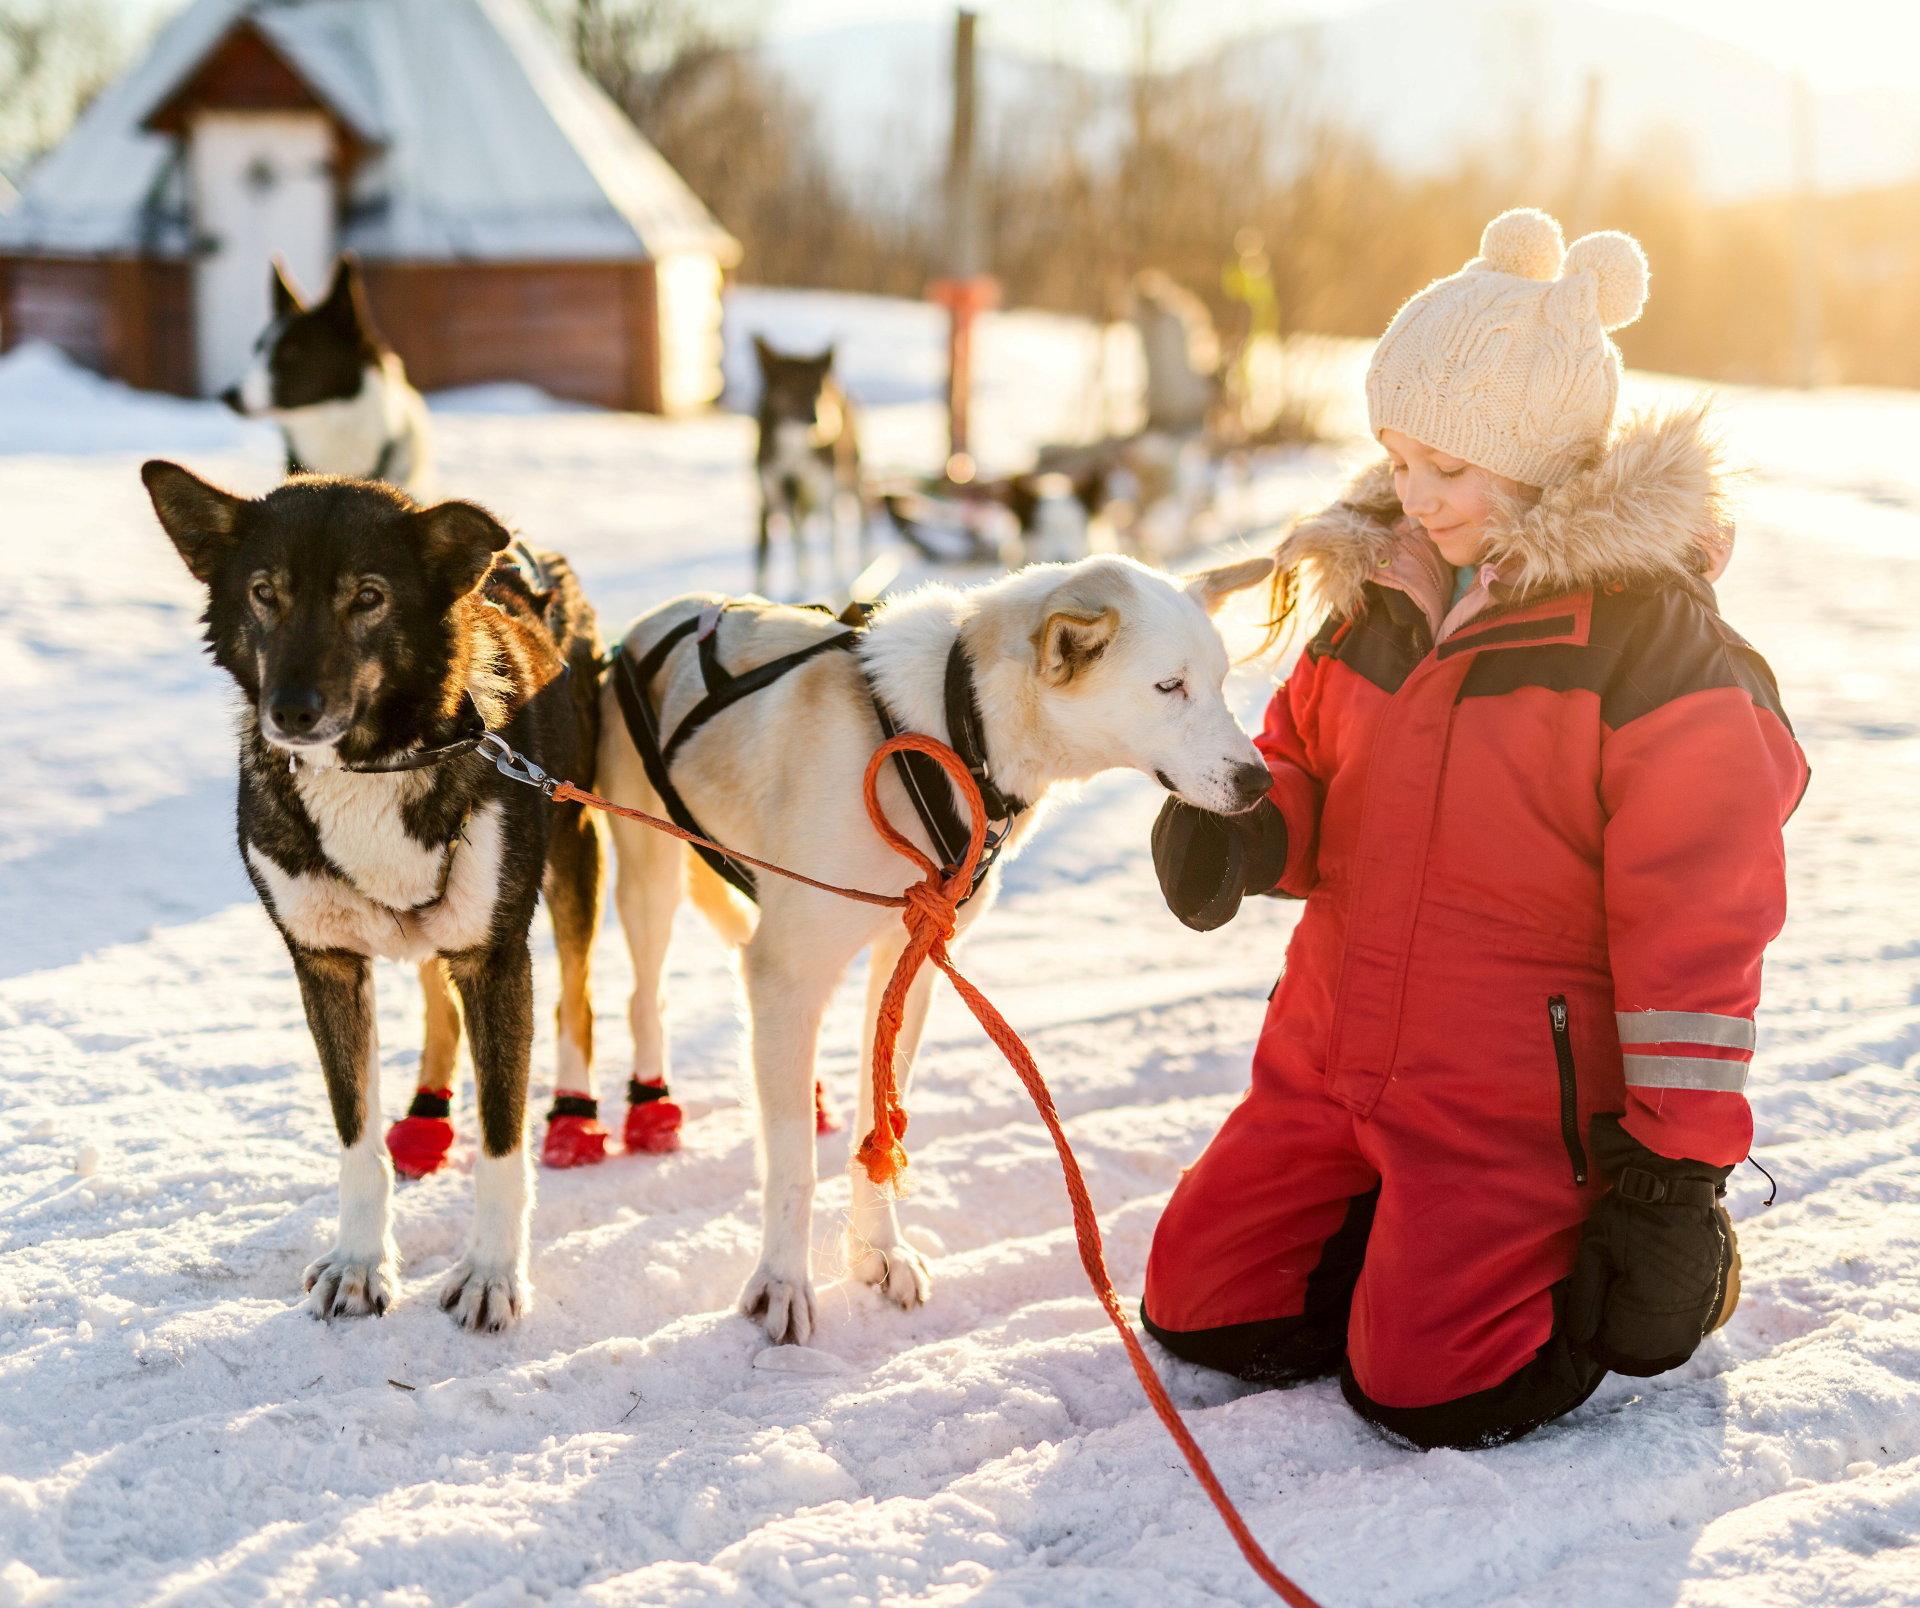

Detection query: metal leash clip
(478, 732), (558, 797)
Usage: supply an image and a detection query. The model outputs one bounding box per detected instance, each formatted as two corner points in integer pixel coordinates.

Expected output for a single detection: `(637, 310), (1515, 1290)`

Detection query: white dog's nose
(1229, 761), (1270, 810)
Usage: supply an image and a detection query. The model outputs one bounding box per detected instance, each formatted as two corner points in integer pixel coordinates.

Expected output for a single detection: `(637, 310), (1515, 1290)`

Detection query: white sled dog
(598, 552), (1275, 1343)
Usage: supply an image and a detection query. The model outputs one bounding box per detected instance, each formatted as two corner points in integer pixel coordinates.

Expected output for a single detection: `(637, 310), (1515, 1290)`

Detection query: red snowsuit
(1143, 413), (1808, 1445)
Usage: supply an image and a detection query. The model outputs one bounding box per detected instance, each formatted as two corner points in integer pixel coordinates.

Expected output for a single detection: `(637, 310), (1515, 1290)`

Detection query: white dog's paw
(850, 1238), (933, 1310)
(739, 1264), (817, 1345)
(303, 1248), (397, 1320)
(438, 1258), (528, 1333)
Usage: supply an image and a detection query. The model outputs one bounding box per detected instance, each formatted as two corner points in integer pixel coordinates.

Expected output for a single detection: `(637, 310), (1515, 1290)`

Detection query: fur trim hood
(1277, 406), (1728, 619)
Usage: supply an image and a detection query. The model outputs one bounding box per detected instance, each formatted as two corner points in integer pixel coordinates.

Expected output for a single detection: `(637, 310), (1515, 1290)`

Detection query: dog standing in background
(226, 255), (436, 499)
(752, 336), (866, 594)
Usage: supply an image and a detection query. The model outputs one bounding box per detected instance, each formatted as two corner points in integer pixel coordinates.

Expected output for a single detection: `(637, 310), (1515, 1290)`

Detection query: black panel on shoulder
(1456, 582), (1794, 732)
(1307, 586), (1429, 695)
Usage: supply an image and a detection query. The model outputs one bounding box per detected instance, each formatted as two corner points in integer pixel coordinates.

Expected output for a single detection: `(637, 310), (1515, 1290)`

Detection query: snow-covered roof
(0, 0), (740, 264)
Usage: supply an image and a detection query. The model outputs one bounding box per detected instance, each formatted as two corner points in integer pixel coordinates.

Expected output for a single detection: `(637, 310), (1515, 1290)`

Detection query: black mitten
(1150, 797), (1289, 932)
(1567, 1114), (1736, 1377)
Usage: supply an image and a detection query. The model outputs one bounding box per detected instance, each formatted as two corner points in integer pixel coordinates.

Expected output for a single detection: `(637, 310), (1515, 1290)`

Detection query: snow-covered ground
(2, 288), (1916, 1607)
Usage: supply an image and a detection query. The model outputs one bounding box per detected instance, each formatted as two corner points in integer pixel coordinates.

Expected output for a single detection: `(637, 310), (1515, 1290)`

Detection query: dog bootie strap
(624, 1077), (684, 1155)
(388, 1087), (455, 1178)
(542, 1091), (610, 1169)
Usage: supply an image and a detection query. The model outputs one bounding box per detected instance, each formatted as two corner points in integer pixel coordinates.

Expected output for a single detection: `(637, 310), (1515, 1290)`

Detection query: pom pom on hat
(1479, 207), (1564, 280)
(1563, 230), (1650, 330)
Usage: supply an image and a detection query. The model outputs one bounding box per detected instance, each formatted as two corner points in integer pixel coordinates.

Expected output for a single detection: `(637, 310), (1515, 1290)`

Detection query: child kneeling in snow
(1141, 210), (1808, 1449)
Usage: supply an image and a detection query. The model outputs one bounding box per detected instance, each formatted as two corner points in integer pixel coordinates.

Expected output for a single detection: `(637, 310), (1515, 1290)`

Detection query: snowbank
(1, 290), (1917, 1607)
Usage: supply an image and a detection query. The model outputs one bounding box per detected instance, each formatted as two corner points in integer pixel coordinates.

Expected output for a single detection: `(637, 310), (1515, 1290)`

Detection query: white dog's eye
(1155, 676), (1185, 695)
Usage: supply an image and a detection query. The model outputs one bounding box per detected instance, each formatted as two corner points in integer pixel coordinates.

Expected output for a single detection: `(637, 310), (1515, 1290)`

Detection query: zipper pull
(1549, 999), (1567, 1033)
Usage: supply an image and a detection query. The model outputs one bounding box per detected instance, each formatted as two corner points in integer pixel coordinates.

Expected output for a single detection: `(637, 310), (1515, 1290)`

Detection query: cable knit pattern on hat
(1366, 207), (1651, 488)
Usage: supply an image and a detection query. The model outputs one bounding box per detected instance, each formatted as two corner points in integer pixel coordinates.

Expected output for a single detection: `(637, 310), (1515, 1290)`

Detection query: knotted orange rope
(543, 737), (1323, 1607)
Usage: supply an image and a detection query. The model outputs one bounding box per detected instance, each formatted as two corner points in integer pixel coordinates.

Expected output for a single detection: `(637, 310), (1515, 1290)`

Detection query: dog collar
(942, 636), (1027, 825)
(327, 692), (489, 775)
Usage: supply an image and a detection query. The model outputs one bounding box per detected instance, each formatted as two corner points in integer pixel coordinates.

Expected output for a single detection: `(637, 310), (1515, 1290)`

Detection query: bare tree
(0, 0), (122, 169)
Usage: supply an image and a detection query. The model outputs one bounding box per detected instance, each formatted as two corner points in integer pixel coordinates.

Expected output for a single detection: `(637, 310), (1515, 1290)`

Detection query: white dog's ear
(1184, 555), (1275, 614)
(1035, 603), (1119, 686)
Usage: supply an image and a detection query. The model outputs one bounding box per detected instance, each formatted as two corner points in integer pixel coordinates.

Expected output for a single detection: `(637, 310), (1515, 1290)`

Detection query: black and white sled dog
(752, 335), (866, 593)
(143, 462), (604, 1331)
(597, 551), (1275, 1343)
(225, 255), (435, 498)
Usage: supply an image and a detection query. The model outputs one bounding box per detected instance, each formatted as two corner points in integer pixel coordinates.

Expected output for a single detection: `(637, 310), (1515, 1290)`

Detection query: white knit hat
(1365, 208), (1651, 488)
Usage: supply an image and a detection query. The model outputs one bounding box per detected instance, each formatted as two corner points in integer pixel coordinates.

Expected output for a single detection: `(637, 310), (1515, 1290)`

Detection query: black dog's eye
(351, 585), (385, 613)
(251, 581), (276, 608)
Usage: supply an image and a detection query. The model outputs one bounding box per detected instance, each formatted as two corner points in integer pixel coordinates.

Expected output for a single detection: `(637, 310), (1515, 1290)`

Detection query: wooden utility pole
(1792, 72), (1822, 389)
(928, 8), (998, 480)
(1564, 71), (1602, 237)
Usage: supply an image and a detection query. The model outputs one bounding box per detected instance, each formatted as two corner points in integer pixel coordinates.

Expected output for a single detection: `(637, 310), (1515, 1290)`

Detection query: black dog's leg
(755, 496), (773, 595)
(439, 937), (535, 1331)
(292, 948), (398, 1319)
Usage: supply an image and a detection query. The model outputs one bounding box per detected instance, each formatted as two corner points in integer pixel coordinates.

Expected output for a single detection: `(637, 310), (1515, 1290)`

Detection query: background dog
(597, 552), (1273, 1343)
(143, 463), (603, 1331)
(225, 255), (436, 498)
(752, 335), (866, 593)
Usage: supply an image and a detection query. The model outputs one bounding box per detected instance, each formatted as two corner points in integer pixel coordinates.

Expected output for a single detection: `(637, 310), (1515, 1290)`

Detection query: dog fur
(753, 335), (865, 593)
(596, 552), (1274, 1343)
(225, 256), (435, 499)
(143, 463), (603, 1331)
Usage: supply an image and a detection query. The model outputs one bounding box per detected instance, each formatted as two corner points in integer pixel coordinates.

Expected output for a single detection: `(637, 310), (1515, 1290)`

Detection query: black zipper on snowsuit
(1547, 995), (1589, 1186)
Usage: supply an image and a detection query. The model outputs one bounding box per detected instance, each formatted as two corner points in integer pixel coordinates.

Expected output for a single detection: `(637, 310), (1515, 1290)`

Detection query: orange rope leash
(540, 738), (1322, 1608)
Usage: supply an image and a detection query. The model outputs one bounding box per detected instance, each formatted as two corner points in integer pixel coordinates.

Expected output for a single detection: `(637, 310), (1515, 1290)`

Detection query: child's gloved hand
(1150, 797), (1289, 931)
(1567, 1113), (1737, 1377)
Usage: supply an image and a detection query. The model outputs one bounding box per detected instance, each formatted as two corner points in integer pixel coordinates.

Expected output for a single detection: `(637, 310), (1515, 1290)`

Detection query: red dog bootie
(623, 1076), (684, 1154)
(388, 1088), (455, 1178)
(814, 1079), (840, 1135)
(542, 1093), (611, 1168)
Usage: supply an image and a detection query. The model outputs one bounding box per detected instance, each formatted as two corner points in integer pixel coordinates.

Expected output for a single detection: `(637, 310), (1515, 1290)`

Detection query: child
(1141, 209), (1808, 1450)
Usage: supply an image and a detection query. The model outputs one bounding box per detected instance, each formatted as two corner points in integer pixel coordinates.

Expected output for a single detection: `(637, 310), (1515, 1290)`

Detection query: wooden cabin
(0, 0), (741, 413)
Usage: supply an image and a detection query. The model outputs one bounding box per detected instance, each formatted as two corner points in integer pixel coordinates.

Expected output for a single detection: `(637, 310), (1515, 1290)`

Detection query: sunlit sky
(117, 1), (1920, 92)
(762, 0), (1920, 92)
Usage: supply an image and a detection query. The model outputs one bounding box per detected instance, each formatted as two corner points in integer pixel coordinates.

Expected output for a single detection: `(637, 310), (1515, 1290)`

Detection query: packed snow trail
(3, 291), (1918, 1606)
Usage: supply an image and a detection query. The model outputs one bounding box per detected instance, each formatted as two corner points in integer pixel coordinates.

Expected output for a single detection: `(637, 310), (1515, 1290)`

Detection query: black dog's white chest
(246, 769), (504, 961)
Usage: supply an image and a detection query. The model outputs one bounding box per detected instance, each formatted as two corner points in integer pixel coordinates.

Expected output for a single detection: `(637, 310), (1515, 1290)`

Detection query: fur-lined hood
(1277, 406), (1729, 619)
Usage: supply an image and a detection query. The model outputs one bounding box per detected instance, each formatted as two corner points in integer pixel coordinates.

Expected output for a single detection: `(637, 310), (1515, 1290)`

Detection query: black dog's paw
(438, 1257), (528, 1333)
(303, 1248), (397, 1319)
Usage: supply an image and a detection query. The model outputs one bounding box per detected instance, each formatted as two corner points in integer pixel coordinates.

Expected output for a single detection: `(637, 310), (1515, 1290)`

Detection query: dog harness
(610, 601), (1026, 906)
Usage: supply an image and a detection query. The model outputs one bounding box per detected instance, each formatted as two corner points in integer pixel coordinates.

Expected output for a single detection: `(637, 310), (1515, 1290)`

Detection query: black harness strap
(611, 616), (757, 898)
(663, 631), (859, 767)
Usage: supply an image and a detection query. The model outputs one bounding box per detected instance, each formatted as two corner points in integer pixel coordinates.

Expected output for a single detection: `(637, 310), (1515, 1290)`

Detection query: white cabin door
(188, 112), (337, 396)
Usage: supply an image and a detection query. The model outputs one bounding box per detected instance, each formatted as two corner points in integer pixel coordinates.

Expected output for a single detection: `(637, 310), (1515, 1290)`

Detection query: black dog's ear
(817, 342), (837, 371)
(320, 253), (381, 342)
(270, 256), (304, 316)
(142, 460), (246, 586)
(415, 499), (512, 598)
(752, 333), (777, 370)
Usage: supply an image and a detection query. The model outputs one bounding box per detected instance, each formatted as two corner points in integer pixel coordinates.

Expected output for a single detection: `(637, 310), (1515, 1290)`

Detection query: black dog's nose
(1230, 761), (1271, 808)
(269, 688), (326, 737)
(218, 385), (245, 414)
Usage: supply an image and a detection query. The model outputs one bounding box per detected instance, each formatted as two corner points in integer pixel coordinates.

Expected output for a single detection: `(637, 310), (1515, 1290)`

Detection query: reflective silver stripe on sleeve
(1616, 1010), (1757, 1051)
(1622, 1054), (1750, 1092)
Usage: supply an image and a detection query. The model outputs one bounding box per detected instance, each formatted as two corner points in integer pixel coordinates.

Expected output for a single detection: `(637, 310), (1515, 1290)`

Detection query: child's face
(1379, 428), (1530, 567)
